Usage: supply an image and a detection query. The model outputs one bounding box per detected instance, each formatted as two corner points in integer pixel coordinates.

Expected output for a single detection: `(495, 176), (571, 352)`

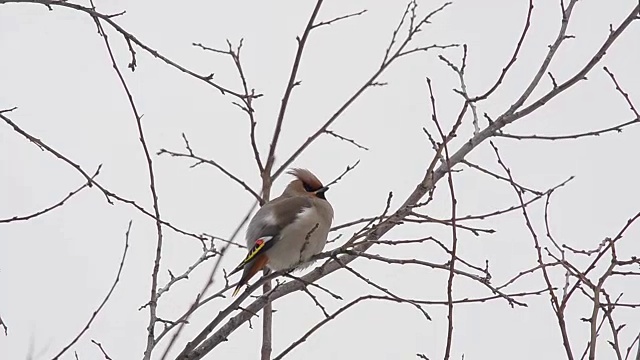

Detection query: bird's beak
(314, 186), (329, 195)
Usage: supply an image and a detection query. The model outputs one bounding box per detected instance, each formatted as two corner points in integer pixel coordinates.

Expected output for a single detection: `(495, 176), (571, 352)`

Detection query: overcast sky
(1, 1), (640, 359)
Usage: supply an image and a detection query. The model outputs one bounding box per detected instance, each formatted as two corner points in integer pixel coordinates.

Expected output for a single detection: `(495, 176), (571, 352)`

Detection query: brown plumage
(288, 168), (324, 190)
(231, 168), (334, 296)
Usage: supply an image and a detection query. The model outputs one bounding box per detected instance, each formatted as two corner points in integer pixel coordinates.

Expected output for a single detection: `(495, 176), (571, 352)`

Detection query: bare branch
(273, 1), (456, 179)
(330, 216), (382, 232)
(1, 111), (206, 242)
(324, 130), (369, 150)
(603, 66), (640, 119)
(0, 314), (7, 336)
(0, 166), (100, 223)
(624, 332), (640, 360)
(0, 111), (101, 190)
(281, 273), (343, 301)
(506, 2), (639, 123)
(194, 40), (264, 172)
(261, 269), (273, 360)
(471, 0), (534, 101)
(439, 45), (480, 134)
(338, 250), (523, 306)
(407, 212), (496, 236)
(157, 201), (257, 359)
(299, 286), (329, 318)
(156, 245), (218, 300)
(273, 296), (426, 360)
(263, 0), (325, 176)
(324, 160), (361, 188)
(51, 221), (132, 360)
(91, 339), (113, 360)
(600, 291), (623, 360)
(498, 117), (640, 141)
(426, 77), (458, 360)
(334, 256), (431, 320)
(461, 160), (543, 195)
(158, 137), (263, 204)
(490, 141), (574, 360)
(504, 0), (579, 116)
(440, 176), (572, 223)
(312, 9), (367, 29)
(89, 15), (165, 359)
(562, 212), (640, 308)
(0, 0), (256, 98)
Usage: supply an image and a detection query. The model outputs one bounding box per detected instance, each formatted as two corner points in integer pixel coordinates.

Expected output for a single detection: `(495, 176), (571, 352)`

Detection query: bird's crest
(287, 168), (324, 191)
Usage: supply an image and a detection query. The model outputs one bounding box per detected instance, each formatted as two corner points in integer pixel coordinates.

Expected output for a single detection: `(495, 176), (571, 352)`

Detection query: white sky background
(1, 0), (640, 359)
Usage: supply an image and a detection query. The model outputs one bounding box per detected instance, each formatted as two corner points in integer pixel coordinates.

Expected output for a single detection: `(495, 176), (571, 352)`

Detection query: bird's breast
(266, 206), (332, 271)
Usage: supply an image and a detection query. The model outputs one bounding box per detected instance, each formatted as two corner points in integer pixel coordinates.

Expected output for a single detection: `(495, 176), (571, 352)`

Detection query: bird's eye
(303, 183), (313, 192)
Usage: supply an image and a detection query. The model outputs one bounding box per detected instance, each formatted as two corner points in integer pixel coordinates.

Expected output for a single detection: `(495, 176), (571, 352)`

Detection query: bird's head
(283, 168), (329, 200)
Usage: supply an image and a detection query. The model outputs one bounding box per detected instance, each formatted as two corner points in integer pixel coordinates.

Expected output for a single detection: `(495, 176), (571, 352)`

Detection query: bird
(230, 168), (334, 296)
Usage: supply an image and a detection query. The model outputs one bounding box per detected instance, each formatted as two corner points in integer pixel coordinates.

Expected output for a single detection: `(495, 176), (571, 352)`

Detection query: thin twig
(439, 45), (480, 134)
(91, 339), (113, 360)
(263, 0), (325, 177)
(0, 166), (101, 223)
(324, 130), (369, 150)
(194, 40), (264, 172)
(427, 77), (458, 360)
(324, 160), (361, 188)
(498, 117), (640, 141)
(0, 314), (7, 336)
(312, 9), (367, 29)
(0, 111), (101, 190)
(91, 15), (165, 360)
(273, 296), (425, 360)
(0, 111), (206, 242)
(158, 143), (263, 204)
(334, 256), (431, 321)
(156, 246), (218, 300)
(1, 0), (257, 99)
(272, 1), (456, 179)
(51, 221), (132, 360)
(490, 141), (575, 360)
(330, 216), (382, 232)
(504, 0), (579, 118)
(461, 160), (542, 195)
(471, 0), (534, 102)
(157, 201), (257, 359)
(624, 332), (640, 360)
(603, 66), (640, 119)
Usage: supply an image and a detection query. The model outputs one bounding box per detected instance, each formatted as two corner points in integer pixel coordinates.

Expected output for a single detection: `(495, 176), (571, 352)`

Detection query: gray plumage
(245, 170), (334, 270)
(231, 169), (334, 296)
(246, 194), (333, 270)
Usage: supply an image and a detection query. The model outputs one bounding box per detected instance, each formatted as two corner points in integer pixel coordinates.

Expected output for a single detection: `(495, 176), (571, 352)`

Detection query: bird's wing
(230, 196), (313, 275)
(228, 235), (275, 276)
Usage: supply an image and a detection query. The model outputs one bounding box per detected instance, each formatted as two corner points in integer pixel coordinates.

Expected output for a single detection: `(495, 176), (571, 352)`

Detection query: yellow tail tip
(232, 285), (242, 297)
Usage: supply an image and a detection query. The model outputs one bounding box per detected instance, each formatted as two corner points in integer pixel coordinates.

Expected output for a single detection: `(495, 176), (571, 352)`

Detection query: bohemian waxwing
(230, 168), (334, 296)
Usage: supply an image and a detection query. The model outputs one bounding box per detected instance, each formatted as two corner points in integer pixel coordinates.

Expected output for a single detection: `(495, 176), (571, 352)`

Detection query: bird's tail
(232, 254), (269, 296)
